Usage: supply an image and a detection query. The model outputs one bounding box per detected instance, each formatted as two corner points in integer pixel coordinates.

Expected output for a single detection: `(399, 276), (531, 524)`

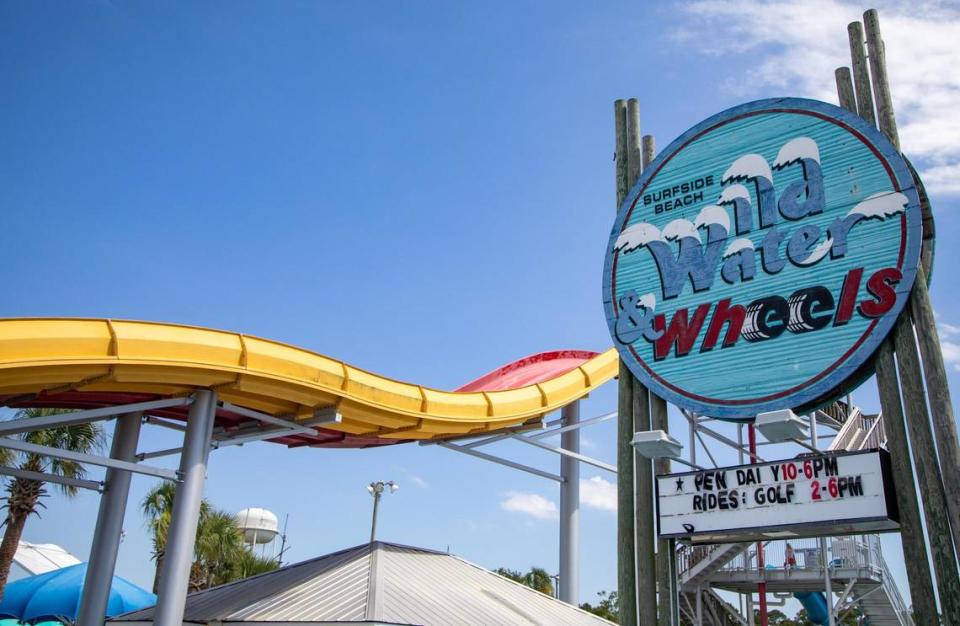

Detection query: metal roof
(112, 542), (614, 625)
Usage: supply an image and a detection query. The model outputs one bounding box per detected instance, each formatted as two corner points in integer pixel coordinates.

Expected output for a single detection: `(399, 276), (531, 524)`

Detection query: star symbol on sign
(675, 477), (684, 492)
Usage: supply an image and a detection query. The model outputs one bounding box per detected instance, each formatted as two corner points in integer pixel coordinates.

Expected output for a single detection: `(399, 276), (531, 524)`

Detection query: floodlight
(631, 429), (682, 459)
(389, 483), (399, 493)
(755, 409), (810, 442)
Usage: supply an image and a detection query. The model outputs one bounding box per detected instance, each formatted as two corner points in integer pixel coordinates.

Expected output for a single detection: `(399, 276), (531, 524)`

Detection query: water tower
(235, 507), (279, 553)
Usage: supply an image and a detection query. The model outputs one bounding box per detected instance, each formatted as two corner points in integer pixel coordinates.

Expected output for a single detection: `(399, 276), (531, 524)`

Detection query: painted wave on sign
(614, 137), (906, 265)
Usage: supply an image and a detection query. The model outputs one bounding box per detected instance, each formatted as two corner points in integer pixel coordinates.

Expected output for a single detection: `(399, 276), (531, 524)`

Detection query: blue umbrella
(0, 563), (155, 624)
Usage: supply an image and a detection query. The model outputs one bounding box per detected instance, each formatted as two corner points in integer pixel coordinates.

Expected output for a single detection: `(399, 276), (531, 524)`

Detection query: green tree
(580, 590), (618, 622)
(142, 483), (278, 592)
(494, 566), (555, 596)
(0, 408), (104, 599)
(494, 567), (525, 584)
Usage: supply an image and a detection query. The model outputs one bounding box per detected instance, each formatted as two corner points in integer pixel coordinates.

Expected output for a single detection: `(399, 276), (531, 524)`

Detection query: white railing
(874, 539), (914, 625)
(719, 536), (883, 575)
(829, 406), (865, 451)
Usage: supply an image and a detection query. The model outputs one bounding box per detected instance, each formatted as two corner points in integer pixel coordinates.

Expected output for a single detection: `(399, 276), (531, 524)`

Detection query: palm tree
(0, 408), (104, 599)
(142, 484), (277, 592)
(494, 566), (555, 596)
(190, 509), (245, 591)
(143, 482), (212, 593)
(232, 549), (280, 580)
(522, 567), (554, 596)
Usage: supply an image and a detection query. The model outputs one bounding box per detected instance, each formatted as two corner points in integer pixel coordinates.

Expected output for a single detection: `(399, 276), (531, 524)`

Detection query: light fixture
(368, 480), (399, 542)
(631, 429), (683, 459)
(755, 409), (810, 442)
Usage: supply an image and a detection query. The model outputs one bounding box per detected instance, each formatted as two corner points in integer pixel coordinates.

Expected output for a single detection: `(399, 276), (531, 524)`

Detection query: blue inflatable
(0, 563), (155, 624)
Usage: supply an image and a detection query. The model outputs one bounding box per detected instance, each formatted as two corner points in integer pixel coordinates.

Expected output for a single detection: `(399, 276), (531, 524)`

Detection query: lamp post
(368, 480), (398, 542)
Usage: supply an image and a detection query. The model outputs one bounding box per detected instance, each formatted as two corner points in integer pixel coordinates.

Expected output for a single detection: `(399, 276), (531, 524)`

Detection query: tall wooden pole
(847, 21), (876, 125)
(834, 68), (856, 114)
(625, 99), (658, 626)
(863, 10), (899, 149)
(614, 98), (638, 626)
(634, 379), (657, 625)
(911, 265), (960, 555)
(642, 132), (675, 626)
(865, 8), (960, 569)
(874, 341), (939, 623)
(893, 315), (960, 623)
(839, 12), (947, 621)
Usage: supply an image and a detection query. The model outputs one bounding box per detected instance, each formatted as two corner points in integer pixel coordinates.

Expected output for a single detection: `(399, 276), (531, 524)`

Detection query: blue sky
(1, 0), (958, 611)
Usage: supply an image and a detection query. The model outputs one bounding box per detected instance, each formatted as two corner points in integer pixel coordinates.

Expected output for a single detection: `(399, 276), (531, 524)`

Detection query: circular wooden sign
(602, 98), (922, 420)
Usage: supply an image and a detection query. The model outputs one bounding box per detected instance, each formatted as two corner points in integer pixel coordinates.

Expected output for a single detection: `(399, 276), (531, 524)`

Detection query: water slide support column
(77, 411), (143, 626)
(153, 390), (218, 626)
(559, 401), (580, 605)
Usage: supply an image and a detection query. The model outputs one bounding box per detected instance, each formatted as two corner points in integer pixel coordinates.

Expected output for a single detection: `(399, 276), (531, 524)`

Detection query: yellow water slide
(0, 318), (617, 447)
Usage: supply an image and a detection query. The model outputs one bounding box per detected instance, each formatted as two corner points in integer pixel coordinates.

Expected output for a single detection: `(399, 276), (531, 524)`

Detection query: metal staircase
(679, 588), (744, 626)
(673, 403), (912, 625)
(828, 406), (886, 452)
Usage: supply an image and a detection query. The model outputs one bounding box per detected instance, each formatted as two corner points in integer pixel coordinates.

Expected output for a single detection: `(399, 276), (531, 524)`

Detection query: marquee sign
(603, 98), (922, 419)
(657, 449), (899, 543)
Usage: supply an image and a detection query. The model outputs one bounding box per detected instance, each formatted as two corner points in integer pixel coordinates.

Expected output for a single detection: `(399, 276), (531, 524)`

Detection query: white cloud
(675, 0), (960, 194)
(581, 476), (617, 512)
(407, 474), (428, 489)
(500, 491), (558, 520)
(941, 340), (960, 372)
(936, 314), (960, 372)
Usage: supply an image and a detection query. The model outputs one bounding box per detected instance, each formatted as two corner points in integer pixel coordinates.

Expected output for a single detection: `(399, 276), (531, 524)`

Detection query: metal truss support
(77, 411), (143, 626)
(153, 390), (218, 626)
(0, 397), (192, 437)
(136, 405), (342, 460)
(219, 401), (324, 435)
(437, 441), (563, 482)
(144, 416), (187, 432)
(0, 437), (177, 481)
(512, 434), (616, 474)
(559, 401), (580, 605)
(528, 411), (617, 441)
(0, 465), (102, 492)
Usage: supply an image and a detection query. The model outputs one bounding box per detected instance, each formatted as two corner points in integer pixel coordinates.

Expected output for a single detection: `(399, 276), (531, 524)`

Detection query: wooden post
(834, 68), (857, 113)
(847, 21), (876, 125)
(626, 97), (658, 626)
(614, 98), (638, 626)
(841, 12), (947, 621)
(642, 135), (656, 172)
(863, 9), (899, 150)
(651, 394), (674, 626)
(911, 265), (960, 556)
(634, 379), (657, 625)
(626, 100), (642, 188)
(893, 314), (960, 623)
(874, 340), (940, 623)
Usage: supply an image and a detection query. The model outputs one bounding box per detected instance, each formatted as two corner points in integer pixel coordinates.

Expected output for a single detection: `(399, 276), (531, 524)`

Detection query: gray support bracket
(144, 416), (188, 432)
(0, 396), (193, 437)
(437, 442), (563, 483)
(0, 464), (103, 492)
(527, 411), (617, 441)
(219, 401), (320, 435)
(511, 434), (617, 474)
(0, 437), (178, 481)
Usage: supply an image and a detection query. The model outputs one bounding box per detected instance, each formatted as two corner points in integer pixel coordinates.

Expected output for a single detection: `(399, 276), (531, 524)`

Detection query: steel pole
(370, 490), (381, 542)
(809, 414), (836, 626)
(749, 425), (768, 626)
(77, 412), (143, 626)
(153, 390), (218, 626)
(559, 401), (580, 605)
